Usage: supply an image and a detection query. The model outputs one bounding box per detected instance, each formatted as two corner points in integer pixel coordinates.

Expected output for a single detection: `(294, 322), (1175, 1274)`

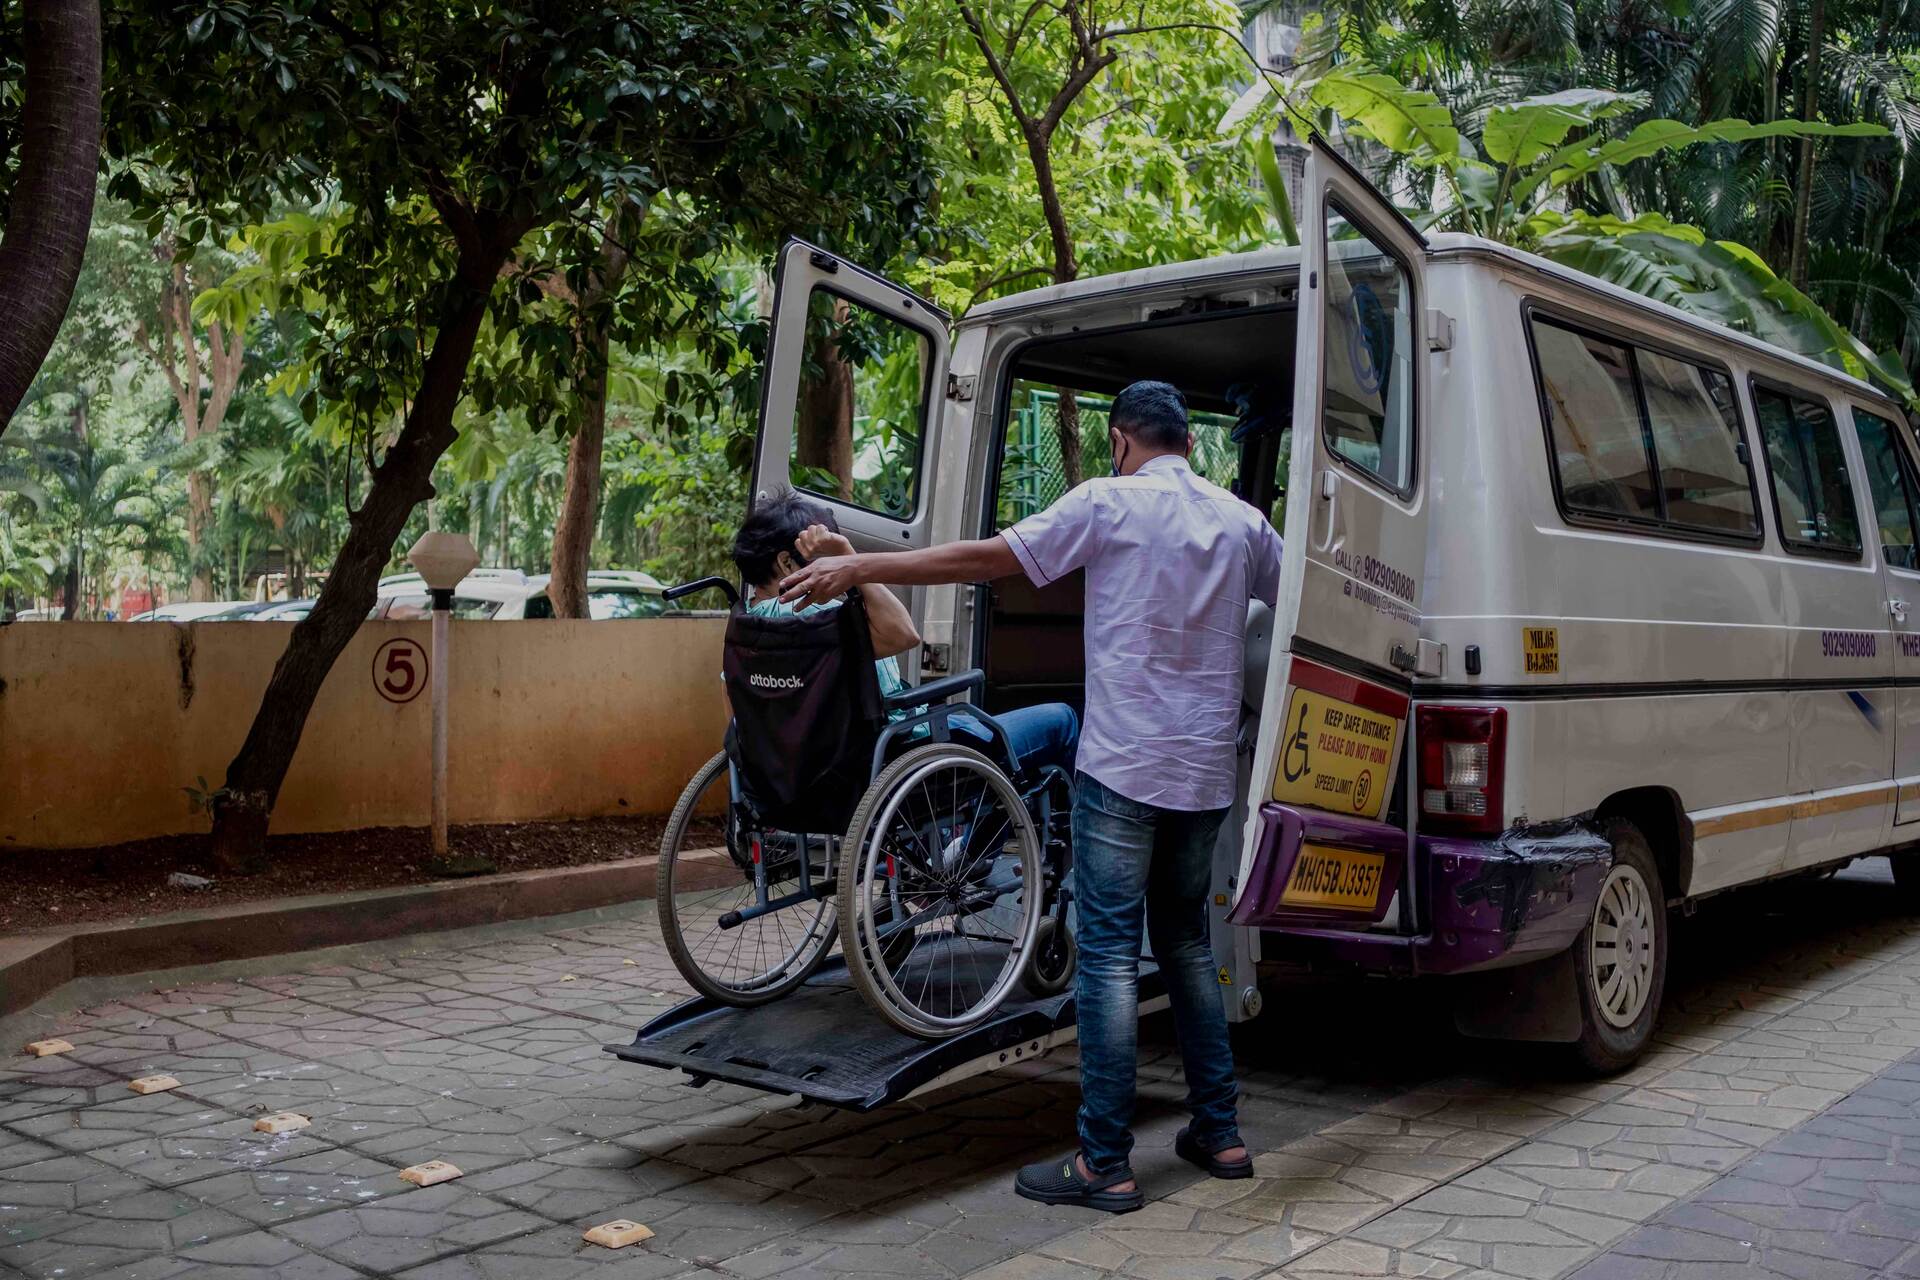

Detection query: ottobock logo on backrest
(749, 673), (804, 690)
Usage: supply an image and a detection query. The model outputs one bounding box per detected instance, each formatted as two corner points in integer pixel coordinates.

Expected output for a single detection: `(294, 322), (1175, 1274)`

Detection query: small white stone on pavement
(583, 1220), (655, 1249)
(399, 1160), (463, 1187)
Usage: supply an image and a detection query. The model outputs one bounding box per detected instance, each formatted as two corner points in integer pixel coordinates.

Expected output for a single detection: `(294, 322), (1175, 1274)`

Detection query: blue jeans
(952, 704), (1079, 777)
(1073, 771), (1240, 1174)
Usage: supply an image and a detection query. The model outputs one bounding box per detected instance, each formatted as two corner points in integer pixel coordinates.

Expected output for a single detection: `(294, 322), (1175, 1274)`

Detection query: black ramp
(607, 950), (1166, 1111)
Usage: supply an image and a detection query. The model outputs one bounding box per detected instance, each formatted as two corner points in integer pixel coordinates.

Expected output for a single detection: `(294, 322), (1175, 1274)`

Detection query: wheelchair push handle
(664, 576), (741, 605)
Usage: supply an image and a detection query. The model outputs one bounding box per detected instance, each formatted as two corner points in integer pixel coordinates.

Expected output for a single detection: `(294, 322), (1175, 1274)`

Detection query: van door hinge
(1415, 639), (1446, 678)
(921, 642), (952, 673)
(946, 373), (976, 402)
(1426, 309), (1455, 352)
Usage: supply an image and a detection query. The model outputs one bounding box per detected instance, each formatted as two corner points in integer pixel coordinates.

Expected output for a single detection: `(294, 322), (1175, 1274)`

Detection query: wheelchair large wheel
(838, 743), (1043, 1038)
(657, 751), (838, 1007)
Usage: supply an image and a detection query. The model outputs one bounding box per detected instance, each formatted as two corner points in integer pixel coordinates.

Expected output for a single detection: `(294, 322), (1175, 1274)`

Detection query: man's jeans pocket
(1078, 772), (1155, 823)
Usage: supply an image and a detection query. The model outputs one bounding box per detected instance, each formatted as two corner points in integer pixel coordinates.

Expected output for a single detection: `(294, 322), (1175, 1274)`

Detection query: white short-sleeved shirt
(1000, 455), (1284, 811)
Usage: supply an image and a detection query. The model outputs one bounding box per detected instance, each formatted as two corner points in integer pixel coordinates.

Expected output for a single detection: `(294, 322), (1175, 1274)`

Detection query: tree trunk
(548, 349), (608, 617)
(1026, 127), (1084, 487)
(207, 278), (493, 871)
(548, 214), (634, 619)
(796, 321), (855, 499)
(1787, 0), (1827, 291)
(0, 0), (101, 437)
(145, 254), (245, 602)
(186, 471), (215, 599)
(58, 537), (76, 620)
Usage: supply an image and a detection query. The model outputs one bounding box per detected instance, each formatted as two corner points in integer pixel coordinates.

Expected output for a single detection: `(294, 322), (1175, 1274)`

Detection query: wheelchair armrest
(885, 668), (985, 709)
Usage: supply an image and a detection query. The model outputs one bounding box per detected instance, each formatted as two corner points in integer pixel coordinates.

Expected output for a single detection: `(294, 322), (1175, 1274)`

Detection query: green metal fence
(1006, 390), (1242, 521)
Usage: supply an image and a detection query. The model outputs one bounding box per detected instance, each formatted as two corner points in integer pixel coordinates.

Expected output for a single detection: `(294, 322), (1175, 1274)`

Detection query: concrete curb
(0, 850), (734, 1018)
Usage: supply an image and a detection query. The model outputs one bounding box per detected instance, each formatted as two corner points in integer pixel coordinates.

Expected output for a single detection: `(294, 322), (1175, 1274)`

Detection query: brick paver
(1568, 1053), (1920, 1280)
(4, 861), (1918, 1280)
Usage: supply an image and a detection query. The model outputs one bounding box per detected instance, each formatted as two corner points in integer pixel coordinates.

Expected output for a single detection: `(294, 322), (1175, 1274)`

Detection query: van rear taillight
(1417, 707), (1506, 835)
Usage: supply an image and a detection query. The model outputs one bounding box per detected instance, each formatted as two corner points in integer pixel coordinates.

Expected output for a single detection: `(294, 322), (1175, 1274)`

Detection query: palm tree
(25, 430), (155, 619)
(1252, 0), (1920, 377)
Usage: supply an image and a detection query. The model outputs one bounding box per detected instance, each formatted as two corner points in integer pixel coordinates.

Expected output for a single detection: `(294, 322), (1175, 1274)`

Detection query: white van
(748, 139), (1920, 1070)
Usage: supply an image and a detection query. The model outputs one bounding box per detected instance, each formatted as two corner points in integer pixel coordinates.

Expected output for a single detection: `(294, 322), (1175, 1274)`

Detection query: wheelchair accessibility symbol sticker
(1282, 704), (1312, 783)
(1271, 684), (1400, 821)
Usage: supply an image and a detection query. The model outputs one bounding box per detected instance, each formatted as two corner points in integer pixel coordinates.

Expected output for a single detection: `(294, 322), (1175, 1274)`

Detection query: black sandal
(1175, 1126), (1254, 1179)
(1014, 1153), (1145, 1213)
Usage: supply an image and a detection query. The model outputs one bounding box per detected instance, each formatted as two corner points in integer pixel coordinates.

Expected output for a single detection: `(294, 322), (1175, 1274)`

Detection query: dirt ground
(0, 814), (726, 935)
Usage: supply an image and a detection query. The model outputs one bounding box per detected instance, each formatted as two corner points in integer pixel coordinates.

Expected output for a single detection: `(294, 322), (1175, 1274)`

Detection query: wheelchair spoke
(661, 757), (836, 1000)
(848, 745), (1051, 1032)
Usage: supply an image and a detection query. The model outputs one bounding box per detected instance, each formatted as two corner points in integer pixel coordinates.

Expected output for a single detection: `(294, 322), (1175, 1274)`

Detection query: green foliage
(103, 0), (937, 470)
(1247, 0), (1920, 387)
(890, 0), (1272, 314)
(1232, 63), (1912, 407)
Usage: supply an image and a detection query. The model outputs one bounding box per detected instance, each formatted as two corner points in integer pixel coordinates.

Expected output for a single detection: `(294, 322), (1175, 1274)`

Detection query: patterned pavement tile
(5, 861), (1919, 1280)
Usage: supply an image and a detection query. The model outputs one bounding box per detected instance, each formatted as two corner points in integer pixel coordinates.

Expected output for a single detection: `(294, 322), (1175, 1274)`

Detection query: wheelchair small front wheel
(1020, 916), (1077, 999)
(657, 751), (838, 1007)
(839, 743), (1043, 1038)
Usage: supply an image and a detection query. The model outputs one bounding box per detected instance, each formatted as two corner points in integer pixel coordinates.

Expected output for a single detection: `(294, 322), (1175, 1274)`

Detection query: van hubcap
(1590, 865), (1655, 1029)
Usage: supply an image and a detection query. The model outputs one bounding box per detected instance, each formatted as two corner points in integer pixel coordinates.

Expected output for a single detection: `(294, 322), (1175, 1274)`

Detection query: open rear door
(751, 239), (951, 551)
(1232, 137), (1433, 930)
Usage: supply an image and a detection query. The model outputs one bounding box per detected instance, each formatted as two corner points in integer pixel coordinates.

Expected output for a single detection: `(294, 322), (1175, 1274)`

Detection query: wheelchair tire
(1020, 916), (1077, 999)
(657, 751), (839, 1007)
(839, 743), (1044, 1039)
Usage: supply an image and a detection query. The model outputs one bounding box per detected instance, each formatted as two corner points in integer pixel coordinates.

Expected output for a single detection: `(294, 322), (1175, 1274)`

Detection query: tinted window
(1638, 352), (1757, 534)
(1532, 321), (1658, 520)
(1754, 386), (1861, 555)
(789, 287), (928, 520)
(1854, 409), (1920, 570)
(1322, 201), (1414, 492)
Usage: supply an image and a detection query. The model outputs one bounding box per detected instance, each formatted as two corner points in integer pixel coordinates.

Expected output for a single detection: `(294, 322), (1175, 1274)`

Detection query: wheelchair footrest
(605, 952), (1166, 1112)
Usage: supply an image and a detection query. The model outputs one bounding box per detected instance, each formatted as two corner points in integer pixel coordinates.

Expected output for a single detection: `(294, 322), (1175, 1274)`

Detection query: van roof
(963, 232), (1901, 409)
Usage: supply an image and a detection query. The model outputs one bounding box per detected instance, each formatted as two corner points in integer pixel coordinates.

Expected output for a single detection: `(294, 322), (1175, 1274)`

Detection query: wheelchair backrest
(721, 591), (886, 833)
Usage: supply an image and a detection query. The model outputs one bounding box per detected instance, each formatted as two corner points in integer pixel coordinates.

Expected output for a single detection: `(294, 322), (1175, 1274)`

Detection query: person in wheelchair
(732, 491), (1079, 777)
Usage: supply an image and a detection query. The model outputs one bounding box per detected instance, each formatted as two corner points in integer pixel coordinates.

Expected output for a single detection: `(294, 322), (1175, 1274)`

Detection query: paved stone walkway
(1569, 1052), (1920, 1280)
(3, 861), (1918, 1280)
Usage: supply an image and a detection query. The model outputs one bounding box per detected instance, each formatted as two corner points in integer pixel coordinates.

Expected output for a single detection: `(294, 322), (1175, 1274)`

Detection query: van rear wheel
(1569, 821), (1667, 1074)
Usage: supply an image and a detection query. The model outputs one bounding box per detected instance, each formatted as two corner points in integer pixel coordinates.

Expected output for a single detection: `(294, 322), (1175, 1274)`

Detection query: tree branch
(970, 264), (1051, 302)
(956, 1), (1035, 130)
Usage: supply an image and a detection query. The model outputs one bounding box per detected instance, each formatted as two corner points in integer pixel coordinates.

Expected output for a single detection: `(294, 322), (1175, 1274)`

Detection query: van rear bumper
(1252, 807), (1613, 977)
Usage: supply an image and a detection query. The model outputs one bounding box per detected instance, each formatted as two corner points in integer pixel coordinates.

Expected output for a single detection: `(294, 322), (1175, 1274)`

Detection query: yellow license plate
(1279, 844), (1387, 912)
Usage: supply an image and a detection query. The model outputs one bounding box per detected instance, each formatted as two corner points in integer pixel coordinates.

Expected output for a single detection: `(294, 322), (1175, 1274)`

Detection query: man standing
(780, 380), (1283, 1213)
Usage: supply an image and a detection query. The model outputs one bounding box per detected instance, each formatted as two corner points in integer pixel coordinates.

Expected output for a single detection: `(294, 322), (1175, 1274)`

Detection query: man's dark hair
(1109, 380), (1190, 450)
(733, 490), (833, 586)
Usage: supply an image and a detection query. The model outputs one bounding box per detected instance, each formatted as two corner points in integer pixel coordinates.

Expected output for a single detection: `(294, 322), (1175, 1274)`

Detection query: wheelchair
(655, 577), (1077, 1039)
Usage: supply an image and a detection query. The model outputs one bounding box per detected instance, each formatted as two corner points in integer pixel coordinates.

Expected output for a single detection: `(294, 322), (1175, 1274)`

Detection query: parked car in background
(249, 600), (318, 622)
(203, 601), (283, 620)
(374, 568), (667, 620)
(127, 601), (246, 622)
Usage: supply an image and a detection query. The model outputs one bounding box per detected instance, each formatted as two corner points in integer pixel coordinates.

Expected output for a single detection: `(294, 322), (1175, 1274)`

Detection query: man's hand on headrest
(796, 523), (855, 562)
(779, 554), (861, 608)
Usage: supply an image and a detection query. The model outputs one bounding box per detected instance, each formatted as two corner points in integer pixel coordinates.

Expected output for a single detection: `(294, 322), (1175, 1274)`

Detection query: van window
(789, 287), (928, 520)
(1530, 317), (1761, 537)
(1854, 408), (1920, 570)
(1323, 201), (1414, 493)
(1638, 353), (1756, 534)
(1531, 321), (1659, 520)
(1754, 385), (1861, 556)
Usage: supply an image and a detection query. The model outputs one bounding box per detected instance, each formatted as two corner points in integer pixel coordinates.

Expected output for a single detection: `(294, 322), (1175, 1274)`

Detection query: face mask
(1110, 434), (1127, 478)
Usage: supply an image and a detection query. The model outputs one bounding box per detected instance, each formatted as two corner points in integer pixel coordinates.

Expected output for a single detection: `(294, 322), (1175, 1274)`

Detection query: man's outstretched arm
(779, 537), (1020, 608)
